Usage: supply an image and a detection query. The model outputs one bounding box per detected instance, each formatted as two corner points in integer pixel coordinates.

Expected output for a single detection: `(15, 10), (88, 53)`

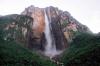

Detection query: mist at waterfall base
(44, 10), (62, 58)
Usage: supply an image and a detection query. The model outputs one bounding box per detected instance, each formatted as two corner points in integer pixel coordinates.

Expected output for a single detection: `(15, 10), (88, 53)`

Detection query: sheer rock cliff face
(22, 6), (67, 50)
(0, 5), (91, 51)
(21, 5), (90, 50)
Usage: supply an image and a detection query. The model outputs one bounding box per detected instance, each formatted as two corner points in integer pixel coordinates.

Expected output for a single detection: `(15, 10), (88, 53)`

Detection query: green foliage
(0, 14), (33, 46)
(0, 16), (14, 24)
(0, 32), (56, 66)
(61, 20), (69, 28)
(61, 33), (100, 66)
(0, 15), (56, 66)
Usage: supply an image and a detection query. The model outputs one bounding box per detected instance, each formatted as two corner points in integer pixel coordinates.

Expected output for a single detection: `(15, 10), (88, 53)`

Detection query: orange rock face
(21, 5), (90, 50)
(31, 8), (45, 37)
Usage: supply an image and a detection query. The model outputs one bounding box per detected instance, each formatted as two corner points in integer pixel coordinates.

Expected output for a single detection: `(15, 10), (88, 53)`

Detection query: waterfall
(44, 10), (62, 58)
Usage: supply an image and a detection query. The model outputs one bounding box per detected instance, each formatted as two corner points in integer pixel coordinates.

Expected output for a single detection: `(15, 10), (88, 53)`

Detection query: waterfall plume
(44, 9), (62, 58)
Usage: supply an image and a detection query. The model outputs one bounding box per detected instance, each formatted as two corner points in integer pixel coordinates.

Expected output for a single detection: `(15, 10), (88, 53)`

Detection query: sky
(0, 0), (100, 33)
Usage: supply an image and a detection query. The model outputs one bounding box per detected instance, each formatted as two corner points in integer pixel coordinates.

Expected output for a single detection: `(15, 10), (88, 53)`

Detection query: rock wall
(22, 6), (68, 50)
(21, 5), (91, 50)
(0, 5), (91, 51)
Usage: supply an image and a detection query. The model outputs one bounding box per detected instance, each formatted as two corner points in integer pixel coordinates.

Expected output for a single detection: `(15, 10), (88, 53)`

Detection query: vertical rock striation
(0, 5), (91, 57)
(21, 5), (91, 57)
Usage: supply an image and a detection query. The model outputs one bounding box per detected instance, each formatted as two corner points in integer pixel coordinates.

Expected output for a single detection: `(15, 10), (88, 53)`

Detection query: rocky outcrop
(0, 14), (33, 48)
(0, 5), (91, 52)
(22, 6), (67, 50)
(21, 5), (91, 50)
(22, 6), (45, 38)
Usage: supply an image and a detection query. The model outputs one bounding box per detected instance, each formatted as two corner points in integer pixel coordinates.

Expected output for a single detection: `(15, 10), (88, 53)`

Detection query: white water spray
(44, 10), (62, 58)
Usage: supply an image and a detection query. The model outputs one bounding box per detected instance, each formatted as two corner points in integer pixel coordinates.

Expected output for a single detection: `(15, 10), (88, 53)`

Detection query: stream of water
(44, 10), (62, 58)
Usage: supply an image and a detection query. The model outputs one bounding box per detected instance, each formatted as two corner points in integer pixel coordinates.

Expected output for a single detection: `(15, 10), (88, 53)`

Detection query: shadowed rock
(0, 5), (91, 57)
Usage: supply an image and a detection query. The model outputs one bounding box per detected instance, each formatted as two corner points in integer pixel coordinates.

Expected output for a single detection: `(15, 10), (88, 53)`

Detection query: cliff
(21, 5), (91, 50)
(0, 5), (91, 55)
(0, 5), (99, 66)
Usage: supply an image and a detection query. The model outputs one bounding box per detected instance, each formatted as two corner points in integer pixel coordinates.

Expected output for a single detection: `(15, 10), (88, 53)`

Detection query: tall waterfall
(44, 10), (62, 58)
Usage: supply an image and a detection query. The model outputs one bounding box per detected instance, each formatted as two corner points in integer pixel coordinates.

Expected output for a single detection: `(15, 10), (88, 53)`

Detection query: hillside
(0, 31), (100, 66)
(0, 31), (56, 66)
(61, 33), (100, 66)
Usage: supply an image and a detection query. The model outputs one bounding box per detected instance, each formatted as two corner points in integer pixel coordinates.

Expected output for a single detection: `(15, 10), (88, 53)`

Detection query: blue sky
(0, 0), (100, 33)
